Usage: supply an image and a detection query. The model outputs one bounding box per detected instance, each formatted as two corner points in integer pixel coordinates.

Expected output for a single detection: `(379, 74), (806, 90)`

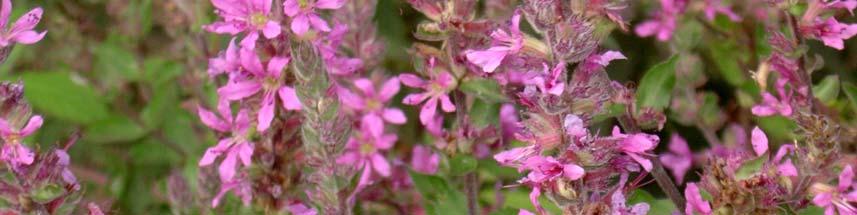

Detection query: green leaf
(469, 99), (501, 128)
(840, 82), (857, 111)
(409, 171), (468, 214)
(19, 71), (110, 124)
(84, 114), (147, 144)
(797, 206), (825, 215)
(448, 155), (478, 176)
(94, 39), (140, 83)
(636, 55), (678, 110)
(627, 190), (678, 214)
(735, 155), (766, 180)
(709, 41), (746, 86)
(459, 78), (508, 103)
(30, 184), (64, 203)
(756, 116), (797, 142)
(812, 75), (839, 105)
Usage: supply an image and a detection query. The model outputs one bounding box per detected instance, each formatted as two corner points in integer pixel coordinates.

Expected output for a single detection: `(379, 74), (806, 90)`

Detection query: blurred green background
(2, 0), (854, 214)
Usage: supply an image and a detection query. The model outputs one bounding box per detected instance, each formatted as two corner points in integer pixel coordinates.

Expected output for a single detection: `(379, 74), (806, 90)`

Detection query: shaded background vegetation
(2, 0), (854, 213)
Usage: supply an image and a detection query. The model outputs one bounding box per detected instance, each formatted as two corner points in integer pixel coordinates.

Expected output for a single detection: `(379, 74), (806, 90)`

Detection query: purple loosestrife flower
(197, 100), (254, 182)
(519, 156), (584, 214)
(499, 104), (520, 143)
(684, 183), (712, 215)
(465, 11), (523, 73)
(611, 191), (650, 215)
(204, 0), (281, 47)
(336, 120), (397, 186)
(563, 114), (588, 141)
(338, 77), (406, 134)
(827, 0), (857, 14)
(752, 80), (793, 117)
(493, 145), (538, 170)
(635, 0), (685, 41)
(750, 126), (768, 156)
(400, 60), (456, 131)
(771, 144), (797, 177)
(410, 145), (439, 174)
(208, 38), (241, 77)
(0, 115), (41, 167)
(0, 0), (46, 47)
(811, 165), (857, 215)
(660, 134), (692, 183)
(283, 0), (346, 35)
(217, 48), (301, 131)
(287, 202), (318, 215)
(211, 174), (253, 207)
(525, 63), (566, 96)
(802, 17), (857, 50)
(703, 0), (741, 22)
(611, 126), (659, 172)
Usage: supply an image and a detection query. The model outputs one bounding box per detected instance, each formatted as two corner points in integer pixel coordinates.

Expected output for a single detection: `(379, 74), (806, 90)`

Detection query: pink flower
(611, 191), (650, 215)
(204, 0), (281, 47)
(338, 77), (406, 134)
(287, 202), (318, 215)
(500, 104), (520, 142)
(750, 126), (768, 156)
(197, 100), (255, 181)
(400, 61), (456, 130)
(827, 0), (857, 14)
(216, 48), (301, 131)
(772, 144), (797, 177)
(751, 80), (793, 117)
(611, 126), (659, 172)
(336, 120), (397, 186)
(563, 114), (588, 139)
(518, 209), (535, 215)
(525, 63), (566, 96)
(812, 165), (857, 215)
(208, 38), (241, 77)
(703, 0), (741, 22)
(635, 0), (684, 41)
(802, 17), (857, 50)
(519, 156), (584, 214)
(465, 11), (524, 73)
(0, 115), (42, 167)
(494, 145), (538, 170)
(211, 175), (253, 207)
(410, 145), (439, 174)
(660, 134), (692, 183)
(684, 183), (712, 215)
(0, 0), (46, 47)
(283, 0), (346, 35)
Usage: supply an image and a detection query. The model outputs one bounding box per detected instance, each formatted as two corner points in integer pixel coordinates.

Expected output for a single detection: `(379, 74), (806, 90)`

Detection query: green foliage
(19, 71), (110, 124)
(459, 78), (509, 103)
(409, 171), (469, 214)
(813, 75), (840, 105)
(636, 55), (679, 110)
(627, 189), (677, 214)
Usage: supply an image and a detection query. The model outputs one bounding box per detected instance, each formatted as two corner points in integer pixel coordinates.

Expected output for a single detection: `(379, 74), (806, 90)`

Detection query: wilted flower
(197, 100), (254, 181)
(0, 0), (46, 47)
(216, 49), (301, 131)
(283, 0), (346, 35)
(465, 11), (524, 73)
(0, 115), (41, 167)
(204, 0), (281, 47)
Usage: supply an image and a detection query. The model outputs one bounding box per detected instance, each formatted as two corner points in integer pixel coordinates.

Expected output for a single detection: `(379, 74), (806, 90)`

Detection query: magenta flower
(525, 63), (566, 96)
(204, 0), (281, 47)
(494, 145), (538, 170)
(519, 156), (584, 214)
(336, 120), (397, 186)
(802, 17), (857, 50)
(216, 48), (301, 131)
(211, 175), (253, 207)
(338, 77), (406, 135)
(563, 114), (588, 139)
(499, 104), (520, 142)
(410, 145), (439, 174)
(812, 165), (857, 215)
(400, 66), (456, 129)
(0, 115), (41, 167)
(750, 126), (768, 156)
(208, 38), (241, 77)
(685, 183), (712, 215)
(751, 80), (793, 117)
(197, 100), (255, 182)
(0, 0), (46, 47)
(703, 0), (741, 22)
(772, 144), (798, 177)
(518, 209), (535, 215)
(660, 134), (692, 183)
(283, 0), (346, 35)
(635, 0), (684, 41)
(827, 0), (857, 14)
(464, 11), (523, 73)
(611, 126), (659, 172)
(287, 202), (318, 215)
